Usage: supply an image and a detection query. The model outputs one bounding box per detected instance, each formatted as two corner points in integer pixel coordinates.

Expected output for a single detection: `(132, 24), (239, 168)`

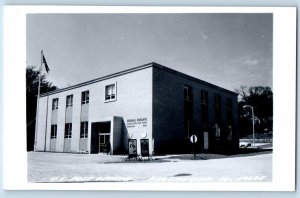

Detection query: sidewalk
(29, 147), (273, 165)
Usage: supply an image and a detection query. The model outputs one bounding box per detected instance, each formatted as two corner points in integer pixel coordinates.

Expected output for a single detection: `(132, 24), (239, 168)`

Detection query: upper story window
(105, 83), (117, 102)
(81, 91), (89, 105)
(201, 90), (208, 105)
(66, 95), (73, 108)
(184, 85), (192, 101)
(226, 98), (233, 111)
(215, 94), (221, 109)
(52, 98), (59, 110)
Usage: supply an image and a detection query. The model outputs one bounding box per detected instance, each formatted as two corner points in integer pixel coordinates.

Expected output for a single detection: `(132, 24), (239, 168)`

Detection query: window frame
(184, 85), (192, 101)
(66, 94), (73, 108)
(215, 123), (221, 139)
(51, 125), (57, 139)
(80, 122), (89, 138)
(81, 91), (89, 105)
(201, 90), (208, 105)
(52, 98), (59, 110)
(105, 82), (117, 102)
(226, 98), (233, 111)
(64, 123), (72, 139)
(215, 94), (221, 109)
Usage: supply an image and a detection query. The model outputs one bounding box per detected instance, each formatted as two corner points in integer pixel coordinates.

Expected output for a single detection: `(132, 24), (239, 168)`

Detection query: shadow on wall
(115, 119), (128, 155)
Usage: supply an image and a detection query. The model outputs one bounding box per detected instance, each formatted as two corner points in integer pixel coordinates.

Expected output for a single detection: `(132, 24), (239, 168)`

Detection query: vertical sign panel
(128, 139), (137, 156)
(140, 139), (149, 157)
(204, 132), (209, 150)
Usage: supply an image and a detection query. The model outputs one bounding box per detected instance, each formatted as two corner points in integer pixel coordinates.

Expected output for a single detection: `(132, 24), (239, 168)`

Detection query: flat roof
(40, 62), (237, 97)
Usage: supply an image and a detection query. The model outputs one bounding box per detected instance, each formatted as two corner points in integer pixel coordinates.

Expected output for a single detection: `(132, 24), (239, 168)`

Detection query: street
(27, 151), (272, 183)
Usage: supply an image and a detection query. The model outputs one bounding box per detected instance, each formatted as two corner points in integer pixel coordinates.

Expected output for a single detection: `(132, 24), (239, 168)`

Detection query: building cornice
(40, 62), (237, 97)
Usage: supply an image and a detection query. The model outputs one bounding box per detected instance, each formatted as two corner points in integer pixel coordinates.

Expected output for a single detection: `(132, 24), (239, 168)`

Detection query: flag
(42, 54), (50, 73)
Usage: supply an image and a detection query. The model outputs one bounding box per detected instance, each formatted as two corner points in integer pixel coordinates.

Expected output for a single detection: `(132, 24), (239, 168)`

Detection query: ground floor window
(215, 123), (221, 138)
(65, 123), (72, 139)
(80, 122), (88, 138)
(227, 125), (233, 141)
(51, 125), (57, 139)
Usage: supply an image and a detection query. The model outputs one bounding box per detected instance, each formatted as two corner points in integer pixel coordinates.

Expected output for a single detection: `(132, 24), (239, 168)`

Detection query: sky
(26, 13), (273, 91)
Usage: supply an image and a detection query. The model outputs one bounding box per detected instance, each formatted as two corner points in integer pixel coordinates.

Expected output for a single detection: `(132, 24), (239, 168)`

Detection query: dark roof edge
(40, 62), (237, 97)
(152, 62), (238, 96)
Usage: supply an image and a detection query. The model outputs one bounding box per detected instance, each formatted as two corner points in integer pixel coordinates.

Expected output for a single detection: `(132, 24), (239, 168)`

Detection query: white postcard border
(3, 6), (296, 191)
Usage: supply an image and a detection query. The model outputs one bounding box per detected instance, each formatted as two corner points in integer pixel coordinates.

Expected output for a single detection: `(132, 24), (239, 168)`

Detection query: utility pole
(243, 105), (255, 147)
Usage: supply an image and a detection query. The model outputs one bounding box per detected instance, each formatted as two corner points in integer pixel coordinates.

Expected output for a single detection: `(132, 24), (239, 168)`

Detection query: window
(66, 95), (73, 107)
(226, 98), (233, 111)
(184, 85), (193, 137)
(215, 94), (222, 127)
(226, 98), (233, 125)
(184, 86), (192, 101)
(201, 90), (209, 131)
(105, 83), (116, 101)
(215, 123), (221, 138)
(51, 125), (57, 139)
(80, 122), (88, 138)
(201, 90), (208, 105)
(81, 91), (89, 104)
(215, 94), (221, 109)
(64, 123), (72, 139)
(52, 98), (58, 110)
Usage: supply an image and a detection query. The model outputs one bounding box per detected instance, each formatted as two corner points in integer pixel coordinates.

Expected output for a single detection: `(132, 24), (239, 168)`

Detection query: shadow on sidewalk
(165, 149), (272, 161)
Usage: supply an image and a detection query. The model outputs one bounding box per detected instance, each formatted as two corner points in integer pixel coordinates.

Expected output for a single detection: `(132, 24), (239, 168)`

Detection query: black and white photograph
(2, 6), (296, 191)
(26, 11), (273, 183)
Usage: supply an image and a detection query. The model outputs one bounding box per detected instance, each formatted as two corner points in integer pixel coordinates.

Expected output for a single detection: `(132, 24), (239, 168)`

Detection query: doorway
(99, 133), (110, 153)
(91, 121), (111, 154)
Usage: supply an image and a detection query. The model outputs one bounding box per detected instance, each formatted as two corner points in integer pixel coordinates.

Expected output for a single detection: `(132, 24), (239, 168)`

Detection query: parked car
(239, 142), (251, 148)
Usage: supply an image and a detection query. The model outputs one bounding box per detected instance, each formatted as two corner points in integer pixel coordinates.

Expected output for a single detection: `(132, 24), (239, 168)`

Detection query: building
(35, 62), (239, 155)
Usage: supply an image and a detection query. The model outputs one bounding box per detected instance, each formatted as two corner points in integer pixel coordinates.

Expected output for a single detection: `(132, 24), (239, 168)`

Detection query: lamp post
(243, 105), (255, 147)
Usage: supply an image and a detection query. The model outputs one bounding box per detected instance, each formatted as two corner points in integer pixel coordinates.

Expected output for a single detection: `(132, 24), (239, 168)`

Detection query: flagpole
(34, 50), (43, 151)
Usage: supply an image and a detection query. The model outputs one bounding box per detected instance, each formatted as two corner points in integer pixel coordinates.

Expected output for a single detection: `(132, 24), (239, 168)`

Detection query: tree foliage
(26, 66), (57, 151)
(235, 86), (273, 138)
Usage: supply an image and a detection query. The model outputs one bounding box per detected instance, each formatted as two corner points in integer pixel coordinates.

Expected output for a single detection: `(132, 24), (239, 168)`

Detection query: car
(239, 142), (251, 148)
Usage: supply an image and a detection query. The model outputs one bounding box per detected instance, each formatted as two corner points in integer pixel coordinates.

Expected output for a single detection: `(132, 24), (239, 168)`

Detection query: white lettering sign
(126, 118), (147, 128)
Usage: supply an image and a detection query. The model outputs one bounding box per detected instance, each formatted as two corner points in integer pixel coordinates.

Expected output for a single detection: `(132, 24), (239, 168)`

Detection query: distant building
(35, 62), (239, 155)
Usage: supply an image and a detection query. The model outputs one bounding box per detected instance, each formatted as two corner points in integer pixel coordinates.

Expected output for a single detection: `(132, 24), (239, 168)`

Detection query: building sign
(126, 118), (147, 128)
(140, 139), (149, 157)
(128, 139), (137, 156)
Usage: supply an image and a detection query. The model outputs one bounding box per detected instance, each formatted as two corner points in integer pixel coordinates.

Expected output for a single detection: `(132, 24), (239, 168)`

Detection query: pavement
(239, 142), (273, 149)
(253, 143), (273, 149)
(27, 150), (272, 183)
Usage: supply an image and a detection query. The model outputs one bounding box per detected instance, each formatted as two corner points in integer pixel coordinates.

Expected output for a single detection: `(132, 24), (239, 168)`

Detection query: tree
(235, 86), (273, 138)
(26, 66), (57, 151)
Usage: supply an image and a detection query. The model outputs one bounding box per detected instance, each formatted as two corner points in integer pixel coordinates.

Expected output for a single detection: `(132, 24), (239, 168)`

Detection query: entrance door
(99, 133), (110, 153)
(91, 121), (111, 154)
